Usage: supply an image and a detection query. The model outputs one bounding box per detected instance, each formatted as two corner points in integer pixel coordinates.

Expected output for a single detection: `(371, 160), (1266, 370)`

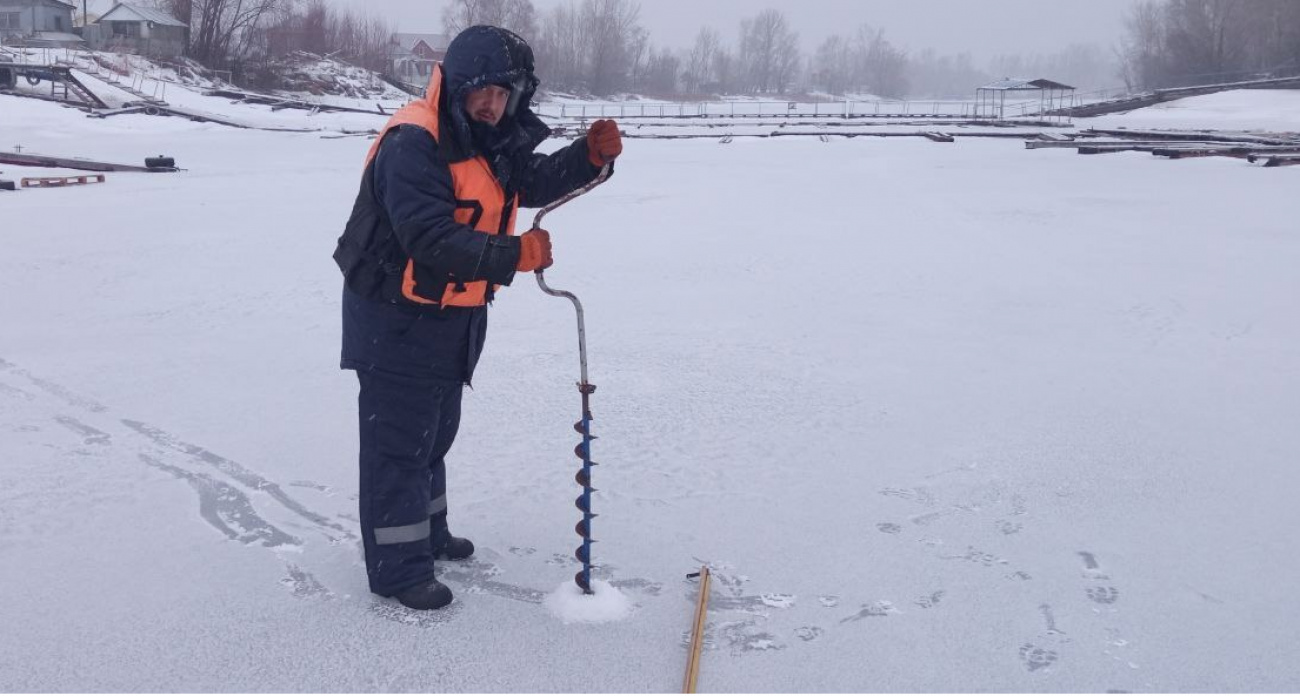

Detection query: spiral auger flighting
(572, 383), (598, 593)
(532, 162), (613, 595)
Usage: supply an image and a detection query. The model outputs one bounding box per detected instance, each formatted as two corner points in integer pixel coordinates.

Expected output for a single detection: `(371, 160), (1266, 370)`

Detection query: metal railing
(534, 99), (998, 120)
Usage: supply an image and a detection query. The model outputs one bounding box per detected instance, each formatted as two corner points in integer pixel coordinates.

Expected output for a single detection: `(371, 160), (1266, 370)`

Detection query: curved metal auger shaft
(531, 162), (612, 595)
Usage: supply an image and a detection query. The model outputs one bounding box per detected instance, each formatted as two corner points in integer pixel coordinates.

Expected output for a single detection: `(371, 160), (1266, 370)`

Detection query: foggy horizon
(328, 0), (1140, 61)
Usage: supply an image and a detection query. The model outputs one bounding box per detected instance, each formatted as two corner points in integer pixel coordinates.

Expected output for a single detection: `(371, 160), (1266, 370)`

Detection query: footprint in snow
(718, 620), (785, 653)
(914, 591), (944, 609)
(1088, 586), (1120, 605)
(281, 564), (334, 600)
(840, 600), (898, 623)
(997, 519), (1024, 535)
(940, 546), (1009, 567)
(1019, 643), (1059, 672)
(794, 626), (824, 642)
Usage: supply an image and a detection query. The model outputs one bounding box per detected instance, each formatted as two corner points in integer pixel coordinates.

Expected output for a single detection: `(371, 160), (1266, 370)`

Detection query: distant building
(84, 2), (187, 57)
(388, 32), (448, 89)
(0, 0), (82, 47)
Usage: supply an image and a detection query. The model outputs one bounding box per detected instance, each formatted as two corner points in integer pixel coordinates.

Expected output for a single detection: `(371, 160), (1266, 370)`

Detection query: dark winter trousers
(356, 370), (463, 596)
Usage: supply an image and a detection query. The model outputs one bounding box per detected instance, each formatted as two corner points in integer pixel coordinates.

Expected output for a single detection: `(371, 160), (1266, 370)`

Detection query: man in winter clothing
(333, 25), (623, 611)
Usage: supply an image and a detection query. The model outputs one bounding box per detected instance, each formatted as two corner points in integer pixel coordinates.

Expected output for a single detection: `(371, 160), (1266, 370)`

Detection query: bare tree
(712, 46), (737, 94)
(443, 0), (538, 40)
(640, 46), (680, 95)
(1163, 0), (1250, 84)
(583, 0), (643, 95)
(626, 23), (650, 90)
(907, 49), (990, 98)
(535, 1), (586, 91)
(855, 26), (908, 97)
(683, 26), (720, 93)
(1119, 0), (1169, 89)
(812, 34), (853, 94)
(299, 0), (329, 55)
(1117, 0), (1300, 90)
(532, 0), (644, 95)
(738, 9), (800, 94)
(809, 25), (908, 97)
(252, 0), (392, 74)
(147, 0), (289, 66)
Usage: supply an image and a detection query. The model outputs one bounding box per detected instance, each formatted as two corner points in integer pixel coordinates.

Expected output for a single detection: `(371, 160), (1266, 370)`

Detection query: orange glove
(516, 228), (553, 272)
(586, 119), (622, 167)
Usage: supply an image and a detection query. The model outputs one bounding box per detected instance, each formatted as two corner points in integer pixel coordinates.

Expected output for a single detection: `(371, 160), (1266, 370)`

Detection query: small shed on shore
(85, 3), (188, 57)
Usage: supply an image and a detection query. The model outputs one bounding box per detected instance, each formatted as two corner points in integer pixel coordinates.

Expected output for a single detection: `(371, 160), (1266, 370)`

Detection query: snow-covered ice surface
(2, 89), (1299, 692)
(1086, 89), (1300, 134)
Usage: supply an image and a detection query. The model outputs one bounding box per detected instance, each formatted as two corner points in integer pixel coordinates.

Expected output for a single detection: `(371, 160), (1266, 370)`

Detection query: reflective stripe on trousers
(373, 495), (449, 545)
(356, 370), (463, 596)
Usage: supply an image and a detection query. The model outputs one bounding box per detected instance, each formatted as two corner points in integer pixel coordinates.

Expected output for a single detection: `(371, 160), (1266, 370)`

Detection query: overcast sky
(331, 0), (1140, 59)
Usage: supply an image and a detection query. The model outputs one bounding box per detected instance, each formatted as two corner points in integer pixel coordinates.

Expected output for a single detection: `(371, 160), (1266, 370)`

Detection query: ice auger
(531, 162), (613, 594)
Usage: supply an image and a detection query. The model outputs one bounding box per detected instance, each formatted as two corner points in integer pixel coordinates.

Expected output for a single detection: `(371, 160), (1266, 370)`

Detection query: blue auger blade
(575, 543), (596, 564)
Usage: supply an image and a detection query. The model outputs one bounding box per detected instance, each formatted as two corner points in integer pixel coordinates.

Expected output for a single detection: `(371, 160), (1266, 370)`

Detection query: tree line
(444, 0), (1120, 98)
(1120, 0), (1300, 90)
(459, 0), (910, 97)
(147, 0), (392, 74)
(145, 0), (1127, 98)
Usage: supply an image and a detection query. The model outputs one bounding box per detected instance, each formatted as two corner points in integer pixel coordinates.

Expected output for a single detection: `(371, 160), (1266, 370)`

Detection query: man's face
(465, 84), (511, 127)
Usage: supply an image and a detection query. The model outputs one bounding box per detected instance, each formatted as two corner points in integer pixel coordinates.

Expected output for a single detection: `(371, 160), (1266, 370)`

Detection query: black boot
(434, 534), (475, 561)
(393, 578), (454, 611)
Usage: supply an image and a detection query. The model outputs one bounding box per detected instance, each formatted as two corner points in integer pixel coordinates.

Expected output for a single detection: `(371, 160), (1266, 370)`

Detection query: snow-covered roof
(392, 32), (450, 52)
(979, 78), (1075, 91)
(97, 3), (187, 27)
(2, 0), (75, 7)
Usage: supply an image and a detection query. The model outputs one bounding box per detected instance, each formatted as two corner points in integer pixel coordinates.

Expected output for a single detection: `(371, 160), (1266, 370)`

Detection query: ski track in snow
(0, 359), (677, 629)
(3, 360), (903, 648)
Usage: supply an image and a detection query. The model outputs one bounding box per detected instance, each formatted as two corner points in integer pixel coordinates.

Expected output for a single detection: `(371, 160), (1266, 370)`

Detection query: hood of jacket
(426, 25), (551, 187)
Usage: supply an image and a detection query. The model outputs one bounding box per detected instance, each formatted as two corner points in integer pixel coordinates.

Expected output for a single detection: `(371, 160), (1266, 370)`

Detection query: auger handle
(536, 272), (590, 386)
(531, 163), (612, 231)
(532, 163), (612, 387)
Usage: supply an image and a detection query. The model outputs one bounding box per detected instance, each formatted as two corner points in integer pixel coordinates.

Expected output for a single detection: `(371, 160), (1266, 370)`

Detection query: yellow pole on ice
(683, 566), (712, 693)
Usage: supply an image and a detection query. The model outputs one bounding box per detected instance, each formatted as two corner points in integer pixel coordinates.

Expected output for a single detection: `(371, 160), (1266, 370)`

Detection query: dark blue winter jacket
(335, 26), (606, 383)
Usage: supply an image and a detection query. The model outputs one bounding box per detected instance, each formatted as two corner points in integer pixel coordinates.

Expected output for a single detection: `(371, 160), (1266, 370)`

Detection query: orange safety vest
(363, 63), (519, 308)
